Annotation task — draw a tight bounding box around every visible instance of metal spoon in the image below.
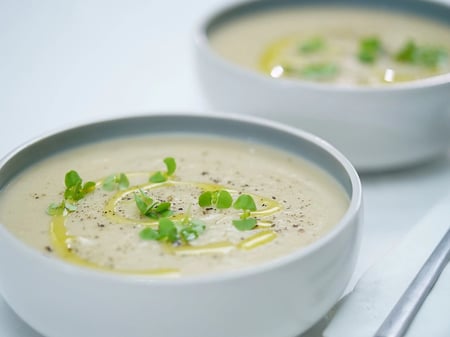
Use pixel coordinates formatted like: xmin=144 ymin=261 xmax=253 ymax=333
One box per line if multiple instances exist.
xmin=374 ymin=229 xmax=450 ymax=337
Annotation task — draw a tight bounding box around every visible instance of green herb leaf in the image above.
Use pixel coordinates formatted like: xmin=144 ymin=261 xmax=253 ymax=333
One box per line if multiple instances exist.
xmin=64 ymin=176 xmax=81 ymax=200
xmin=139 ymin=217 xmax=206 ymax=244
xmin=233 ymin=194 xmax=257 ymax=212
xmin=65 ymin=170 xmax=81 ymax=189
xmin=139 ymin=219 xmax=178 ymax=243
xmin=198 ymin=191 xmax=212 ymax=207
xmin=82 ymin=181 xmax=96 ymax=194
xmin=216 ymin=190 xmax=233 ymax=209
xmin=48 ymin=170 xmax=95 ymax=215
xmin=179 ymin=227 xmax=199 ymax=242
xmin=158 ymin=218 xmax=179 ymax=243
xmin=396 ymin=40 xmax=417 ymax=63
xmin=164 ymin=157 xmax=176 ymax=176
xmin=118 ymin=173 xmax=130 ymax=189
xmin=46 ymin=202 xmax=66 ymax=216
xmin=358 ymin=36 xmax=382 ymax=63
xmin=299 ymin=36 xmax=325 ymax=54
xmin=103 ymin=173 xmax=130 ymax=191
xmin=134 ymin=189 xmax=172 ymax=219
xmin=198 ymin=190 xmax=232 ymax=209
xmin=63 ymin=170 xmax=95 ymax=201
xmin=134 ymin=189 xmax=154 ymax=215
xmin=233 ymin=218 xmax=257 ymax=231
xmin=149 ymin=157 xmax=177 ymax=183
xmin=300 ymin=63 xmax=339 ymax=80
xmin=46 ymin=200 xmax=77 ymax=215
xmin=154 ymin=202 xmax=172 ymax=218
xmin=395 ymin=40 xmax=448 ymax=68
xmin=102 ymin=175 xmax=116 ymax=191
xmin=180 ymin=219 xmax=206 ymax=242
xmin=139 ymin=227 xmax=160 ymax=240
xmin=149 ymin=171 xmax=167 ymax=183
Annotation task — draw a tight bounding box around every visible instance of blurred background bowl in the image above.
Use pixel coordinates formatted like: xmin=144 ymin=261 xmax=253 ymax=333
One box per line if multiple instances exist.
xmin=194 ymin=0 xmax=450 ymax=172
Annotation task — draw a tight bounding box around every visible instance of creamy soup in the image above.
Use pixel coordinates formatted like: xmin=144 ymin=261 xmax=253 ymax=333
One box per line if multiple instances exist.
xmin=0 ymin=135 xmax=348 ymax=276
xmin=210 ymin=6 xmax=450 ymax=85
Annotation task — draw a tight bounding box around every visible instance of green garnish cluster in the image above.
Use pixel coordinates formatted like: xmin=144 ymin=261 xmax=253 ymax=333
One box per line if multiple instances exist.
xmin=198 ymin=190 xmax=258 ymax=231
xmin=134 ymin=189 xmax=172 ymax=219
xmin=285 ymin=36 xmax=448 ymax=80
xmin=358 ymin=37 xmax=448 ymax=67
xmin=358 ymin=37 xmax=382 ymax=64
xmin=47 ymin=170 xmax=96 ymax=215
xmin=47 ymin=157 xmax=267 ymax=247
xmin=395 ymin=40 xmax=448 ymax=68
xmin=140 ymin=217 xmax=206 ymax=244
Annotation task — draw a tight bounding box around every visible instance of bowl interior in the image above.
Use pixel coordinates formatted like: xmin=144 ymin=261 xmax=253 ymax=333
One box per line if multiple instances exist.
xmin=0 ymin=114 xmax=356 ymax=197
xmin=0 ymin=114 xmax=362 ymax=279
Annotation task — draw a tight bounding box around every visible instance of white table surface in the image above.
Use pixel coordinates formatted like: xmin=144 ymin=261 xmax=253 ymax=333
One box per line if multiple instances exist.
xmin=0 ymin=1 xmax=449 ymax=336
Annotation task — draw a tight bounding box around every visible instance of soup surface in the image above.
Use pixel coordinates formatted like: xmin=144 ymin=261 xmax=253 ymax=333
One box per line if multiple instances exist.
xmin=210 ymin=6 xmax=450 ymax=85
xmin=0 ymin=135 xmax=348 ymax=276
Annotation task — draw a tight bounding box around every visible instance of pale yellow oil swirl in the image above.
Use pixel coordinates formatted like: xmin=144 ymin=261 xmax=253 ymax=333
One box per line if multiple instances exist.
xmin=259 ymin=35 xmax=298 ymax=75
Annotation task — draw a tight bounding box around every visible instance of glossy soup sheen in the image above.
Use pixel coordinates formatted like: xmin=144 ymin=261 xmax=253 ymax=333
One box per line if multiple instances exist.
xmin=0 ymin=135 xmax=349 ymax=277
xmin=209 ymin=6 xmax=450 ymax=85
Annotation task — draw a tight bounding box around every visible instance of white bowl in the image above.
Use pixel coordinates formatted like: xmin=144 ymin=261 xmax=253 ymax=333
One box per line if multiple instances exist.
xmin=0 ymin=113 xmax=362 ymax=337
xmin=194 ymin=0 xmax=450 ymax=171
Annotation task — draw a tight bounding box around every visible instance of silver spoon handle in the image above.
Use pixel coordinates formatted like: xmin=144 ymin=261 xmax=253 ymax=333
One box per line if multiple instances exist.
xmin=373 ymin=228 xmax=450 ymax=337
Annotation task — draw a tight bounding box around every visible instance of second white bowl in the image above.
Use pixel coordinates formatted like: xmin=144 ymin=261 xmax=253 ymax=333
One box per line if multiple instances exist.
xmin=194 ymin=0 xmax=450 ymax=171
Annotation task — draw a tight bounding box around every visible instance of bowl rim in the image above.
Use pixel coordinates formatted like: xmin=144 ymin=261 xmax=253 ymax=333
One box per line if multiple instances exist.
xmin=0 ymin=111 xmax=362 ymax=286
xmin=194 ymin=0 xmax=450 ymax=92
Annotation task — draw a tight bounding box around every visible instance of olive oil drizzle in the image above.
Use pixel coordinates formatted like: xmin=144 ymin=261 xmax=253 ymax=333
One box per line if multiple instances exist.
xmin=48 ymin=172 xmax=282 ymax=276
xmin=50 ymin=215 xmax=180 ymax=276
xmin=259 ymin=35 xmax=297 ymax=74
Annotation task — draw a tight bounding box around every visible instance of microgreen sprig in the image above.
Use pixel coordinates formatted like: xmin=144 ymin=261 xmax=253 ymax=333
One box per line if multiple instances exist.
xmin=299 ymin=36 xmax=325 ymax=54
xmin=47 ymin=170 xmax=95 ymax=215
xmin=232 ymin=194 xmax=258 ymax=231
xmin=358 ymin=36 xmax=382 ymax=64
xmin=140 ymin=218 xmax=178 ymax=242
xmin=149 ymin=157 xmax=176 ymax=183
xmin=139 ymin=217 xmax=206 ymax=244
xmin=102 ymin=173 xmax=129 ymax=191
xmin=198 ymin=190 xmax=233 ymax=209
xmin=198 ymin=191 xmax=258 ymax=231
xmin=134 ymin=189 xmax=172 ymax=219
xmin=395 ymin=40 xmax=448 ymax=68
xmin=47 ymin=200 xmax=77 ymax=216
xmin=64 ymin=170 xmax=96 ymax=202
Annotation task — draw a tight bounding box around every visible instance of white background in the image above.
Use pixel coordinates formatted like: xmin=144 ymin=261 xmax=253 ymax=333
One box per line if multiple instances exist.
xmin=0 ymin=0 xmax=449 ymax=336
